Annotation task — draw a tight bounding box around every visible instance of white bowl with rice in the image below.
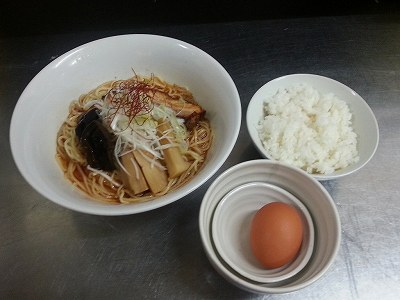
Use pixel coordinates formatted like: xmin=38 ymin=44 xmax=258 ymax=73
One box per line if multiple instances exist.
xmin=246 ymin=74 xmax=379 ymax=180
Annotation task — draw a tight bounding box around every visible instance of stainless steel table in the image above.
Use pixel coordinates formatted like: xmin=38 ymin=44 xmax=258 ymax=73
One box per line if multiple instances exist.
xmin=1 ymin=13 xmax=399 ymax=299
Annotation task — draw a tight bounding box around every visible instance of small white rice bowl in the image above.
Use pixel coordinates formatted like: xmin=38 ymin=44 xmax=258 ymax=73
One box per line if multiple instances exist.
xmin=247 ymin=74 xmax=379 ymax=180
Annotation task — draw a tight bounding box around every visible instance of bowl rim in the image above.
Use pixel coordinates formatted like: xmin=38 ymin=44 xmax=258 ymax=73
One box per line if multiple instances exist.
xmin=199 ymin=159 xmax=342 ymax=293
xmin=246 ymin=73 xmax=379 ymax=181
xmin=9 ymin=34 xmax=242 ymax=215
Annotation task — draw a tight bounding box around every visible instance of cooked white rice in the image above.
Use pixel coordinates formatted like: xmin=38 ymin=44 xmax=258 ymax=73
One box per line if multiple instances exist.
xmin=258 ymin=83 xmax=359 ymax=175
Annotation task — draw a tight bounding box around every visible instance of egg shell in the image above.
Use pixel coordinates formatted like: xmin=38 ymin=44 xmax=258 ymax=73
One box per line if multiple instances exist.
xmin=250 ymin=202 xmax=304 ymax=269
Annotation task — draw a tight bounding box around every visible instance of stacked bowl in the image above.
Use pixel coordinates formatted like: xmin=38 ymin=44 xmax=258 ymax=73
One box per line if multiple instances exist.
xmin=199 ymin=160 xmax=341 ymax=293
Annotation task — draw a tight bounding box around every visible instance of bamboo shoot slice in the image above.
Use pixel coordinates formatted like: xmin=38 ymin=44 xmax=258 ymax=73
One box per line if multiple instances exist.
xmin=120 ymin=152 xmax=149 ymax=194
xmin=157 ymin=120 xmax=190 ymax=179
xmin=133 ymin=150 xmax=168 ymax=194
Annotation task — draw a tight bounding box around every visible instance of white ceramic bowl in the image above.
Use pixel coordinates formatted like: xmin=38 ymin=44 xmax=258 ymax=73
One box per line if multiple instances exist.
xmin=199 ymin=160 xmax=341 ymax=294
xmin=10 ymin=34 xmax=241 ymax=215
xmin=211 ymin=182 xmax=314 ymax=283
xmin=246 ymin=74 xmax=379 ymax=180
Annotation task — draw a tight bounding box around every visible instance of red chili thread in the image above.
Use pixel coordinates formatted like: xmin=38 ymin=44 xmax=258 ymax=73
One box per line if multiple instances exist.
xmin=105 ymin=77 xmax=156 ymax=125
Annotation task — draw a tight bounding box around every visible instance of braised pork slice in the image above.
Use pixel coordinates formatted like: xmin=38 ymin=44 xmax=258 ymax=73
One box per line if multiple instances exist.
xmin=148 ymin=90 xmax=206 ymax=129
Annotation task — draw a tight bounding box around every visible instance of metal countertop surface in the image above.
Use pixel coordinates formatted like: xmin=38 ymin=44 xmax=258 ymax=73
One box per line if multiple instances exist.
xmin=1 ymin=13 xmax=399 ymax=299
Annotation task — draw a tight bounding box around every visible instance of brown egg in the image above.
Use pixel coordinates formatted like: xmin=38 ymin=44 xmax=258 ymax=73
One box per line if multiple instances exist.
xmin=250 ymin=202 xmax=304 ymax=269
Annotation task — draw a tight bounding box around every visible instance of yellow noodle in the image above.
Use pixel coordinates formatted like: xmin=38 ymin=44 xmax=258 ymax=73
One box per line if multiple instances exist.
xmin=56 ymin=75 xmax=213 ymax=204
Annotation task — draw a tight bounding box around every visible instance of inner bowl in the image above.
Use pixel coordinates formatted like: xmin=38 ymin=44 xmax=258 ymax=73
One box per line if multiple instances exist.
xmin=211 ymin=182 xmax=314 ymax=283
xmin=10 ymin=34 xmax=241 ymax=215
xmin=246 ymin=74 xmax=379 ymax=180
xmin=199 ymin=159 xmax=341 ymax=294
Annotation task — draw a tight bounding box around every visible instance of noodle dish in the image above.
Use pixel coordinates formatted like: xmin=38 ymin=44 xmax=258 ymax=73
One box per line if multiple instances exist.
xmin=10 ymin=35 xmax=241 ymax=214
